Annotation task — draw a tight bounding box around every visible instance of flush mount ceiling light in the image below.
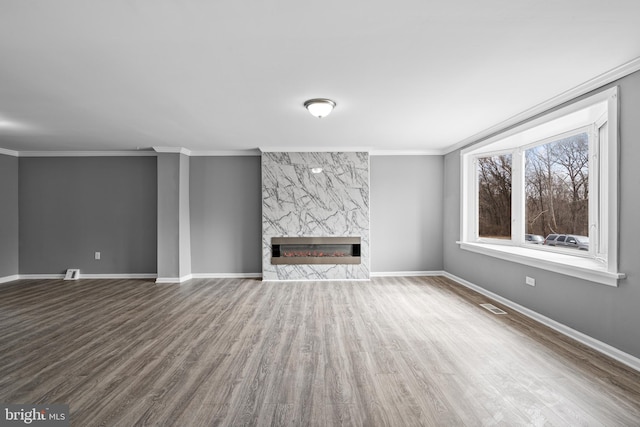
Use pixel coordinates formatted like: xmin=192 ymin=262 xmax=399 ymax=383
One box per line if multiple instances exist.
xmin=311 ymin=167 xmax=323 ymax=174
xmin=304 ymin=98 xmax=336 ymax=118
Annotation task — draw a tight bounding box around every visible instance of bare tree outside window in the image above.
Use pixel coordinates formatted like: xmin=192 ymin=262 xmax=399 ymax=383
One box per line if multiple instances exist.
xmin=525 ymin=133 xmax=589 ymax=238
xmin=478 ymin=154 xmax=512 ymax=239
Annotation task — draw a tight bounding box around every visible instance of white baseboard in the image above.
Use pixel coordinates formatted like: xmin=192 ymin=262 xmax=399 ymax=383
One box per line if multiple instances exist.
xmin=18 ymin=273 xmax=156 ymax=280
xmin=156 ymin=274 xmax=192 ymax=284
xmin=19 ymin=274 xmax=65 ymax=279
xmin=0 ymin=275 xmax=20 ymax=285
xmin=191 ymin=273 xmax=262 ymax=279
xmin=9 ymin=272 xmax=257 ymax=284
xmin=370 ymin=270 xmax=445 ymax=277
xmin=158 ymin=273 xmax=263 ymax=283
xmin=442 ymin=271 xmax=640 ymax=373
xmin=79 ymin=274 xmax=157 ymax=280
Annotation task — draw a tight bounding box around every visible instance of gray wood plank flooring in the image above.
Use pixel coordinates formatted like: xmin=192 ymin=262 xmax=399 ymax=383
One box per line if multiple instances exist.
xmin=1 ymin=276 xmax=639 ymax=426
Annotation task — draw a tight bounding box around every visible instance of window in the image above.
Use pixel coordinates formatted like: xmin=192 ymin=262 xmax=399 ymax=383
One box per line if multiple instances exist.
xmin=460 ymin=87 xmax=623 ymax=286
xmin=525 ymin=130 xmax=589 ymax=245
xmin=478 ymin=154 xmax=512 ymax=240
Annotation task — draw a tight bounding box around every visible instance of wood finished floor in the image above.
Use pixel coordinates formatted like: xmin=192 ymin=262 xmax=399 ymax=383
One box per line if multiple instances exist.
xmin=1 ymin=276 xmax=639 ymax=426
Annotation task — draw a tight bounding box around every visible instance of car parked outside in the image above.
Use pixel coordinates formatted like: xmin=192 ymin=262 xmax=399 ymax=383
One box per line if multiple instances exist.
xmin=544 ymin=234 xmax=589 ymax=250
xmin=525 ymin=234 xmax=544 ymax=244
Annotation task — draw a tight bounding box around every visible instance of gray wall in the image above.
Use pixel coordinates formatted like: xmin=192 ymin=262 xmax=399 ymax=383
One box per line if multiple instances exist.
xmin=0 ymin=154 xmax=19 ymax=278
xmin=443 ymin=70 xmax=640 ymax=359
xmin=370 ymin=155 xmax=444 ymax=273
xmin=19 ymin=156 xmax=157 ymax=274
xmin=190 ymin=155 xmax=445 ymax=276
xmin=190 ymin=156 xmax=262 ymax=274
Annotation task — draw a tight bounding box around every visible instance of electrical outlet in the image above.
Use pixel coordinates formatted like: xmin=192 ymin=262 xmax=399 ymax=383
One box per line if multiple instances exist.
xmin=95 ymin=252 xmax=101 ymax=260
xmin=525 ymin=276 xmax=535 ymax=286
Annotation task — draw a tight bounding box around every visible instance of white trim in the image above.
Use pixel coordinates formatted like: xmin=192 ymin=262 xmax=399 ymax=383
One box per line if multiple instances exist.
xmin=0 ymin=275 xmax=20 ymax=284
xmin=17 ymin=273 xmax=157 ymax=280
xmin=78 ymin=274 xmax=157 ymax=280
xmin=10 ymin=273 xmax=257 ymax=282
xmin=446 ymin=56 xmax=640 ymax=155
xmin=19 ymin=274 xmax=65 ymax=279
xmin=155 ymin=274 xmax=193 ymax=284
xmin=460 ymin=87 xmax=616 ymax=156
xmin=0 ymin=271 xmax=461 ymax=282
xmin=370 ymin=270 xmax=445 ymax=277
xmin=0 ymin=148 xmax=19 ymax=157
xmin=458 ymin=242 xmax=624 ymax=287
xmin=259 ymin=146 xmax=372 ymax=153
xmin=189 ymin=150 xmax=261 ymax=157
xmin=153 ymin=147 xmax=192 ymax=156
xmin=18 ymin=151 xmax=157 ymax=157
xmin=369 ymin=150 xmax=442 ymax=156
xmin=190 ymin=273 xmax=262 ymax=279
xmin=442 ymin=272 xmax=640 ymax=373
xmin=3 ymin=147 xmax=444 ymax=158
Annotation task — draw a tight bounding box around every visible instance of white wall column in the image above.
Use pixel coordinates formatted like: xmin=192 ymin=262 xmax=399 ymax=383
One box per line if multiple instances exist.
xmin=156 ymin=149 xmax=191 ymax=282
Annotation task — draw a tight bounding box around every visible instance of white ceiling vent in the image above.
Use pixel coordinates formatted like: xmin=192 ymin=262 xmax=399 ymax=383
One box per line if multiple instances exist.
xmin=480 ymin=303 xmax=507 ymax=315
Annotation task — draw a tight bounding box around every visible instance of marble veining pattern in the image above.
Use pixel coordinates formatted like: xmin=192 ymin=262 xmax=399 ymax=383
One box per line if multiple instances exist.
xmin=262 ymin=152 xmax=370 ymax=280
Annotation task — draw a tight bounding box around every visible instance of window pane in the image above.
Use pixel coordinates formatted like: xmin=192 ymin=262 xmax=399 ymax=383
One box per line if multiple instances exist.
xmin=478 ymin=154 xmax=512 ymax=239
xmin=525 ymin=133 xmax=589 ymax=248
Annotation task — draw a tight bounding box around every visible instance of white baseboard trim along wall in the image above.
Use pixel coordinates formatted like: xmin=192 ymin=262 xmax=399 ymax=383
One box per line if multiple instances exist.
xmin=2 ymin=274 xmax=158 ymax=282
xmin=191 ymin=273 xmax=262 ymax=279
xmin=156 ymin=273 xmax=262 ymax=283
xmin=370 ymin=270 xmax=446 ymax=277
xmin=442 ymin=271 xmax=640 ymax=374
xmin=2 ymin=270 xmax=639 ymax=372
xmin=0 ymin=275 xmax=20 ymax=284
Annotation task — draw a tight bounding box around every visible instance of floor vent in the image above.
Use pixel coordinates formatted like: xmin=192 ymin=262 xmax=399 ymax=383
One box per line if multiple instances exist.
xmin=64 ymin=269 xmax=80 ymax=280
xmin=480 ymin=303 xmax=507 ymax=315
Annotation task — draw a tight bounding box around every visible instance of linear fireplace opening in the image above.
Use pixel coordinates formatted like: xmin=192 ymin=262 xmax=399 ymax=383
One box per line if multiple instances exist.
xmin=271 ymin=237 xmax=361 ymax=265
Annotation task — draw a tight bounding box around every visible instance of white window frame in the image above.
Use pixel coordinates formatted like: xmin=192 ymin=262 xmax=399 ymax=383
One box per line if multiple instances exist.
xmin=459 ymin=87 xmax=624 ymax=287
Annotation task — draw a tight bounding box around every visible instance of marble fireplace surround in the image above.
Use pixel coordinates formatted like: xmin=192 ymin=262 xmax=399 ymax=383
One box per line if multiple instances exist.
xmin=261 ymin=151 xmax=370 ymax=281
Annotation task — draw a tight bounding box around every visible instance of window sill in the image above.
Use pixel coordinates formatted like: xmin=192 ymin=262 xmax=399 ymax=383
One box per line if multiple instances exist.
xmin=457 ymin=242 xmax=625 ymax=287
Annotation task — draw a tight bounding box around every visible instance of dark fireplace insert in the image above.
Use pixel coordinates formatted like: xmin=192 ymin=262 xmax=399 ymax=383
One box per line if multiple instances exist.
xmin=271 ymin=237 xmax=361 ymax=265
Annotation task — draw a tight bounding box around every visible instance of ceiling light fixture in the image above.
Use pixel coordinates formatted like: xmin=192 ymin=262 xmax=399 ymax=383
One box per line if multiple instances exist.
xmin=311 ymin=167 xmax=323 ymax=174
xmin=304 ymin=98 xmax=336 ymax=118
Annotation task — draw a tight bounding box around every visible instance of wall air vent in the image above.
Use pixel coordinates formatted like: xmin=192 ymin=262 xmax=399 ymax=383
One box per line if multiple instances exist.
xmin=64 ymin=269 xmax=80 ymax=280
xmin=480 ymin=303 xmax=507 ymax=315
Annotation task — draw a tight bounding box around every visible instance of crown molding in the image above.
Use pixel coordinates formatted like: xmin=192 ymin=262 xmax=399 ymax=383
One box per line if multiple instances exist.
xmin=17 ymin=150 xmax=157 ymax=157
xmin=444 ymin=56 xmax=640 ymax=155
xmin=189 ymin=149 xmax=261 ymax=156
xmin=153 ymin=146 xmax=192 ymax=155
xmin=369 ymin=149 xmax=442 ymax=156
xmin=259 ymin=146 xmax=372 ymax=153
xmin=2 ymin=147 xmax=444 ymax=158
xmin=0 ymin=147 xmax=19 ymax=157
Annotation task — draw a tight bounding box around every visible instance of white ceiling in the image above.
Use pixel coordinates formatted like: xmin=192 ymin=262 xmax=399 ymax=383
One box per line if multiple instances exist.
xmin=1 ymin=1 xmax=640 ymax=155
